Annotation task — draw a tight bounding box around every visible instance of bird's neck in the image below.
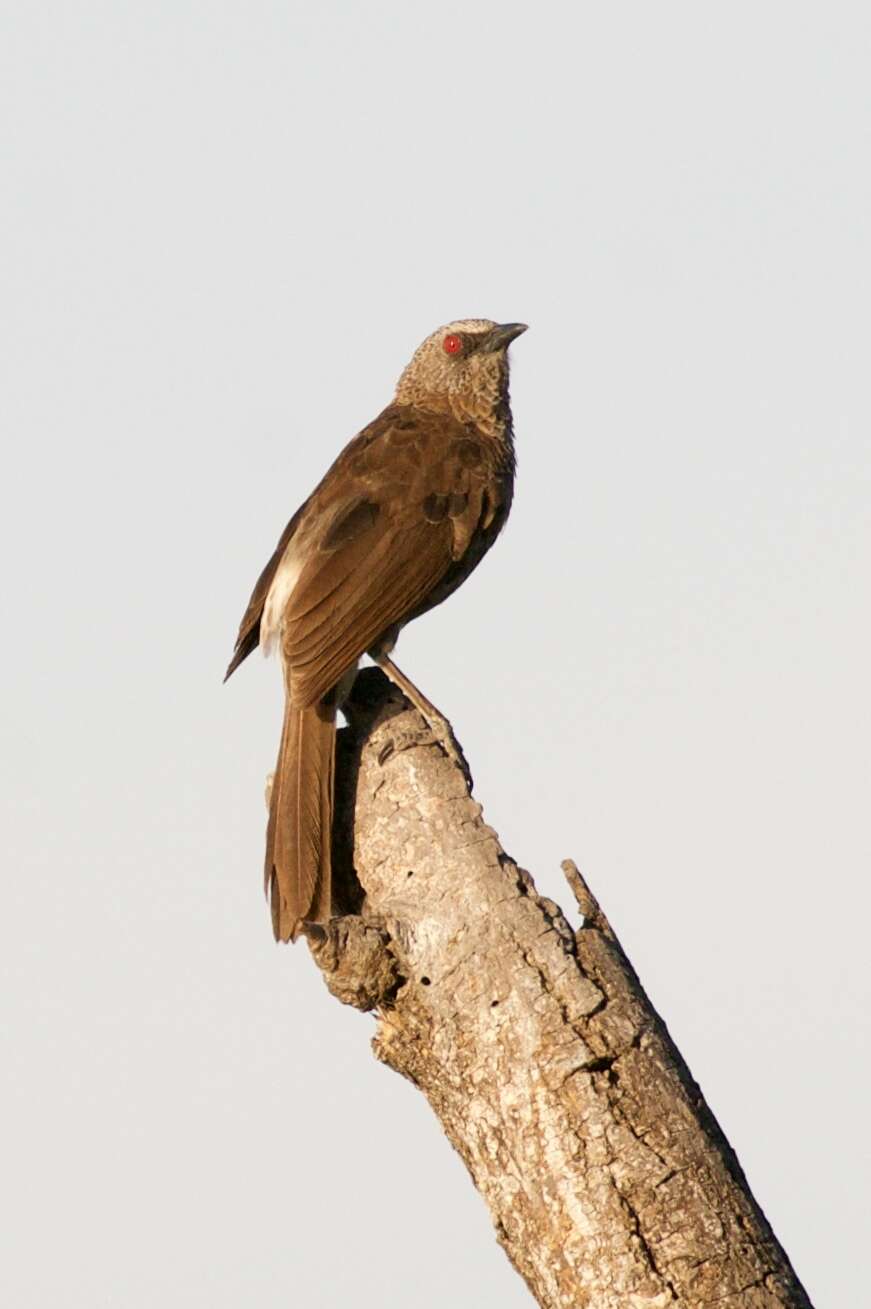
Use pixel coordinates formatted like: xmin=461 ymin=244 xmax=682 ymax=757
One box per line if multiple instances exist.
xmin=396 ymin=359 xmax=515 ymax=452
xmin=448 ymin=380 xmax=514 ymax=448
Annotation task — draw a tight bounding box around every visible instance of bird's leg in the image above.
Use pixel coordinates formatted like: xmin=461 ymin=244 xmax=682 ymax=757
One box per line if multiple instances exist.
xmin=369 ymin=651 xmax=473 ymax=789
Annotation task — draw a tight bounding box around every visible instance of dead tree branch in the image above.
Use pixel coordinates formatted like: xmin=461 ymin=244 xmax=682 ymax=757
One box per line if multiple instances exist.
xmin=306 ymin=668 xmax=813 ymax=1309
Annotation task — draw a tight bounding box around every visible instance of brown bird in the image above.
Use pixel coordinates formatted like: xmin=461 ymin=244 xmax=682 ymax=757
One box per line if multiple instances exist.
xmin=226 ymin=318 xmax=527 ymax=941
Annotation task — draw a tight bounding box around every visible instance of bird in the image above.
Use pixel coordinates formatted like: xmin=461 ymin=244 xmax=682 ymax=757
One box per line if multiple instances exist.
xmin=226 ymin=318 xmax=527 ymax=942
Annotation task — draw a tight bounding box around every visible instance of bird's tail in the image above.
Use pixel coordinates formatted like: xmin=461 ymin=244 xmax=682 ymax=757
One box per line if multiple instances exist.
xmin=265 ymin=695 xmax=336 ymax=942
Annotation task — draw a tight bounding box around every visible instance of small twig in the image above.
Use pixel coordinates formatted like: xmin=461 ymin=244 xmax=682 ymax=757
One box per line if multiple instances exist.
xmin=561 ymin=857 xmax=616 ymax=940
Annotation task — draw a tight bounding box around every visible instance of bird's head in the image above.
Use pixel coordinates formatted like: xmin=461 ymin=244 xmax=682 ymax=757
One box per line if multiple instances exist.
xmin=394 ymin=319 xmax=527 ymax=435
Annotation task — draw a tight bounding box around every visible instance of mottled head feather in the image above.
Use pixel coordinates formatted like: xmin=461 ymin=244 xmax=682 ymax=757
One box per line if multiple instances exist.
xmin=394 ymin=319 xmax=526 ymax=437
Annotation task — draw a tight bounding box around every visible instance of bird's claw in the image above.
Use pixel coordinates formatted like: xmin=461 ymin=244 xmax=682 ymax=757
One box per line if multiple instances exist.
xmin=427 ymin=715 xmax=474 ymax=790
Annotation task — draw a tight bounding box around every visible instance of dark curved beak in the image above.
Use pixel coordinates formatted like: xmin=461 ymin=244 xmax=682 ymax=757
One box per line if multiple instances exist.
xmin=484 ymin=322 xmax=528 ymax=352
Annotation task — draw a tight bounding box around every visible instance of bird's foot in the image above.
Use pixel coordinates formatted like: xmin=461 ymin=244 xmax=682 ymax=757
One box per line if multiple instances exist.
xmin=423 ymin=712 xmax=473 ymax=790
xmin=366 ymin=651 xmax=473 ymax=788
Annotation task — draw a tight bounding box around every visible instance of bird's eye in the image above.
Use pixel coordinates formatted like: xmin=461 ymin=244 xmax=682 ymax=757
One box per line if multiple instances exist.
xmin=442 ymin=333 xmax=463 ymax=356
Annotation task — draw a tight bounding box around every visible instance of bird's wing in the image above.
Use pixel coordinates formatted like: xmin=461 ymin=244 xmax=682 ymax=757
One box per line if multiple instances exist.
xmin=224 ymin=501 xmax=308 ymax=681
xmin=280 ymin=406 xmax=492 ymax=707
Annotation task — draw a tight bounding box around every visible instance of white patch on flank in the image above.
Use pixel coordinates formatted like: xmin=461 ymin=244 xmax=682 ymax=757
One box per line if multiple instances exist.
xmin=260 ymin=544 xmax=303 ymax=657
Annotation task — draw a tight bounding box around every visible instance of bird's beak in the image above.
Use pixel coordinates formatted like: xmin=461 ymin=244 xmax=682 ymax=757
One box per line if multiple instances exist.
xmin=483 ymin=322 xmax=528 ymax=352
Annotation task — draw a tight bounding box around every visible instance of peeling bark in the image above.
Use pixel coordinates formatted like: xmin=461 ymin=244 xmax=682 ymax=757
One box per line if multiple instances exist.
xmin=306 ymin=669 xmax=813 ymax=1309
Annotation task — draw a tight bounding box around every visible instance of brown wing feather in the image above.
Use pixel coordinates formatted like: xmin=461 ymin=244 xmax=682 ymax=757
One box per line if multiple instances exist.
xmin=224 ymin=501 xmax=308 ymax=681
xmin=226 ymin=404 xmax=503 ymax=696
xmin=280 ymin=406 xmax=496 ymax=707
xmin=285 ymin=514 xmax=454 ymax=706
xmin=224 ymin=407 xmax=402 ymax=681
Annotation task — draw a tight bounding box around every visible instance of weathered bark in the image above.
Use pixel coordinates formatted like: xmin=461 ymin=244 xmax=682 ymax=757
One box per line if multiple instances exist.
xmin=307 ymin=669 xmax=813 ymax=1309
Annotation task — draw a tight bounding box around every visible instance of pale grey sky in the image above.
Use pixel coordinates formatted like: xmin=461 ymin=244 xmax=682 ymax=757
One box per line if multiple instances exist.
xmin=2 ymin=3 xmax=868 ymax=1305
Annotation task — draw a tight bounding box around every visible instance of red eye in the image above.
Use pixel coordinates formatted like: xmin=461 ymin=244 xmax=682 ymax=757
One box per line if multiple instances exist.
xmin=443 ymin=333 xmax=462 ymax=355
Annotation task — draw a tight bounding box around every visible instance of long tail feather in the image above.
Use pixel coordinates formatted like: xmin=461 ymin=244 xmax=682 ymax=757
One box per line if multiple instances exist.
xmin=265 ymin=696 xmax=336 ymax=941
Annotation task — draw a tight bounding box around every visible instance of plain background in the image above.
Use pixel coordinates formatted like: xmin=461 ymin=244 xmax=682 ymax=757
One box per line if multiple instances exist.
xmin=2 ymin=3 xmax=868 ymax=1305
